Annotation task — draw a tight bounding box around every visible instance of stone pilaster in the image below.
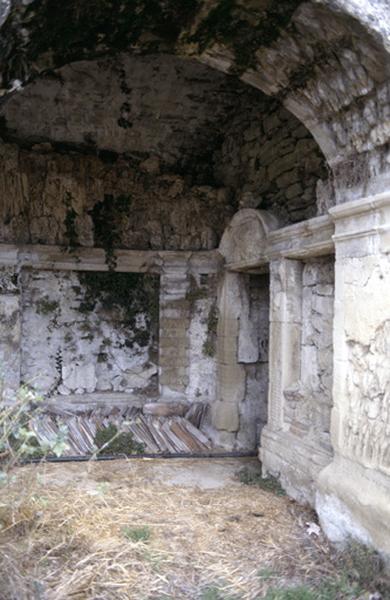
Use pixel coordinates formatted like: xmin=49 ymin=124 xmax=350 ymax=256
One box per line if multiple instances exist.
xmin=316 ymin=192 xmax=390 ymax=556
xmin=212 ymin=272 xmax=245 ymax=443
xmin=159 ymin=253 xmax=191 ymax=399
xmin=267 ymin=259 xmax=303 ymax=430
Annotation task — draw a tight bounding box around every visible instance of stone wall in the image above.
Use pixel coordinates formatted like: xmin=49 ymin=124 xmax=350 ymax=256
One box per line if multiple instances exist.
xmin=261 ymin=254 xmax=335 ymax=504
xmin=0 ymin=142 xmax=235 ymax=251
xmin=0 ymin=53 xmax=328 ymax=235
xmin=19 ymin=269 xmax=159 ymax=399
xmin=186 ymin=272 xmax=219 ymax=405
xmin=284 ymin=257 xmax=334 ymax=453
xmin=214 ymin=94 xmax=328 ymax=225
xmin=0 ymin=54 xmax=242 ymax=181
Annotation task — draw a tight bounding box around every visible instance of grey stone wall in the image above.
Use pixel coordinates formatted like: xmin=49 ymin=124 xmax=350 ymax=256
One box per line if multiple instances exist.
xmin=213 ymin=270 xmax=270 ymax=452
xmin=214 ymin=93 xmax=328 ymax=225
xmin=20 ymin=269 xmax=159 ymax=399
xmin=0 ymin=142 xmax=236 ymax=251
xmin=0 ymin=54 xmax=328 ymax=239
xmin=186 ymin=272 xmax=219 ymax=405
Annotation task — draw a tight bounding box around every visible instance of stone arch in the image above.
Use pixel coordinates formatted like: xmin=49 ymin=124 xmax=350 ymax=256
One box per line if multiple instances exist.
xmin=1 ymin=1 xmax=389 ymax=203
xmin=219 ymin=208 xmax=279 ymax=267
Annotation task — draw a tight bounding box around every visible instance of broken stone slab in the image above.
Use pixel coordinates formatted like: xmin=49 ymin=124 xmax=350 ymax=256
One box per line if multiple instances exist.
xmin=143 ymin=401 xmax=188 ymax=418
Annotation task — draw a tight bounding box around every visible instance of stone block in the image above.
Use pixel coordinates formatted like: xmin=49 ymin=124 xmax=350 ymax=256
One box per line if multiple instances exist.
xmin=212 ymin=400 xmax=239 ymax=432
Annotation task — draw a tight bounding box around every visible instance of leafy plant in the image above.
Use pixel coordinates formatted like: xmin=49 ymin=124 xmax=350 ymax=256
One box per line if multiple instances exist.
xmin=122 ymin=525 xmax=151 ymax=543
xmin=0 ymin=384 xmax=69 ymax=483
xmin=200 ymin=586 xmax=240 ymax=600
xmin=238 ymin=467 xmax=285 ymax=496
xmin=263 ymin=586 xmax=317 ymax=600
xmin=94 ymin=423 xmax=144 ymax=456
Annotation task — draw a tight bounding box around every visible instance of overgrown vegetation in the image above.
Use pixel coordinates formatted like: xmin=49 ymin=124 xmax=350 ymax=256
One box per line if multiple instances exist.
xmin=202 ymin=303 xmax=219 ymax=357
xmin=261 ymin=538 xmax=390 ymax=599
xmin=0 ymin=385 xmax=68 ymax=481
xmin=89 ymin=193 xmax=132 ymax=270
xmin=78 ymin=271 xmax=159 ymax=348
xmin=122 ymin=525 xmax=151 ymax=543
xmin=189 ymin=0 xmax=302 ymax=73
xmin=94 ymin=423 xmax=144 ymax=456
xmin=238 ymin=467 xmax=286 ymax=496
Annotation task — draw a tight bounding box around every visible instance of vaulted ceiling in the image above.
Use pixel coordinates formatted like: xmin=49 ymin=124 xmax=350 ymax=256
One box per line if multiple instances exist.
xmin=0 ymin=0 xmax=389 ymax=201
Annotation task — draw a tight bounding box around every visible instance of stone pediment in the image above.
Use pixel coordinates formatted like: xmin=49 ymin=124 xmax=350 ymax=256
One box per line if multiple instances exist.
xmin=219 ymin=208 xmax=279 ymax=268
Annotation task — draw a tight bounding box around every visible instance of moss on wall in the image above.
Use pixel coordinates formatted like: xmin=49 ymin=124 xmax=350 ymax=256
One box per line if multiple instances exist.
xmin=89 ymin=194 xmax=132 ymax=270
xmin=1 ymin=0 xmax=304 ymax=85
xmin=202 ymin=303 xmax=218 ymax=357
xmin=2 ymin=0 xmax=200 ymax=83
xmin=78 ymin=271 xmax=159 ymax=348
xmin=190 ymin=0 xmax=302 ymax=73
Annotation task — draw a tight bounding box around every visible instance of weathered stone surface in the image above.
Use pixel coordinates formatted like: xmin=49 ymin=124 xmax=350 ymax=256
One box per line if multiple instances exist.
xmin=143 ymin=401 xmax=188 ymax=418
xmin=214 ymin=94 xmax=327 ymax=225
xmin=0 ymin=142 xmax=235 ymax=252
xmin=0 ymin=267 xmax=20 ymax=399
xmin=219 ymin=208 xmax=279 ymax=266
xmin=19 ymin=269 xmax=159 ymax=397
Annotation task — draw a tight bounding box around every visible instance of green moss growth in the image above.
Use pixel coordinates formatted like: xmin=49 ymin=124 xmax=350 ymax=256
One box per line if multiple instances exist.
xmin=238 ymin=467 xmax=285 ymax=496
xmin=89 ymin=193 xmax=132 ymax=271
xmin=78 ymin=271 xmax=159 ymax=348
xmin=36 ymin=297 xmax=60 ymax=316
xmin=122 ymin=525 xmax=151 ymax=542
xmin=95 ymin=423 xmax=144 ymax=455
xmin=190 ymin=0 xmax=302 ymax=73
xmin=186 ymin=274 xmax=207 ymax=304
xmin=202 ymin=303 xmax=218 ymax=357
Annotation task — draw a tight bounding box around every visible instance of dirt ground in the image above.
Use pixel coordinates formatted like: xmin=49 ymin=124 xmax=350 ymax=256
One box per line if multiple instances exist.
xmin=0 ymin=458 xmax=375 ymax=599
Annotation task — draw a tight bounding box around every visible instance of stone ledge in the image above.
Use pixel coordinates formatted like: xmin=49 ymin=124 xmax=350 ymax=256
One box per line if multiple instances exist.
xmin=0 ymin=244 xmax=223 ymax=274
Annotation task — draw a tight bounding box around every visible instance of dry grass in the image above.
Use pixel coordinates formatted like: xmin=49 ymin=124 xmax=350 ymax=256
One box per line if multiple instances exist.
xmin=0 ymin=459 xmax=347 ymax=599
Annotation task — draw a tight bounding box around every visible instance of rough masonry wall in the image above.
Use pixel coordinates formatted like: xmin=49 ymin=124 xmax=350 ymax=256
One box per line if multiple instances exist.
xmin=20 ymin=269 xmax=159 ymax=399
xmin=0 ymin=53 xmax=328 ymax=231
xmin=214 ymin=93 xmax=328 ymax=225
xmin=0 ymin=54 xmax=242 ymax=181
xmin=213 ymin=270 xmax=269 ymax=452
xmin=0 ymin=142 xmax=235 ymax=251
